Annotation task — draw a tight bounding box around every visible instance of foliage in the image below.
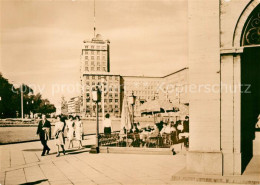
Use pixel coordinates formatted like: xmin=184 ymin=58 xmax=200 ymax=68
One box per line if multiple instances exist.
xmin=0 ymin=73 xmax=56 ymax=118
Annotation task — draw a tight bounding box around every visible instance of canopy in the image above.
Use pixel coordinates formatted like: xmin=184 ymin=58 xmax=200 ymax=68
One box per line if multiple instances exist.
xmin=138 ymin=99 xmax=178 ymax=114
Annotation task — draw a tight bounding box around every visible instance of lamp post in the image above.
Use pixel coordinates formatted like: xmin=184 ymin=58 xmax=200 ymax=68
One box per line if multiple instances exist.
xmin=101 ymin=76 xmax=106 ymax=123
xmin=91 ymin=86 xmax=101 ymax=153
xmin=0 ymin=96 xmax=2 ymax=118
xmin=21 ymin=84 xmax=24 ymax=121
xmin=128 ymin=91 xmax=136 ymax=126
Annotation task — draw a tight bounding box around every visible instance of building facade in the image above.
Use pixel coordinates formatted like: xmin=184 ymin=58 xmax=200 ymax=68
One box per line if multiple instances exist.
xmin=67 ymin=96 xmax=81 ymax=115
xmin=80 ymin=34 xmax=189 ymax=118
xmin=186 ymin=0 xmax=260 ymax=176
xmin=80 ymin=34 xmax=110 ymax=73
xmin=82 ymin=73 xmax=122 ymax=117
xmin=121 ymin=68 xmax=189 ymax=116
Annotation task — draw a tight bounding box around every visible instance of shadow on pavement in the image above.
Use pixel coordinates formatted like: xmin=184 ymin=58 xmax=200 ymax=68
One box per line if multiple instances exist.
xmin=22 ymin=149 xmax=42 ymax=152
xmin=19 ymin=179 xmax=48 ymax=185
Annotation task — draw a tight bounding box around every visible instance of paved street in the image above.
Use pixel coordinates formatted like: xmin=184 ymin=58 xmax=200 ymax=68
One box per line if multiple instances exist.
xmin=0 ymin=137 xmax=252 ymax=185
xmin=0 ymin=136 xmax=187 ymax=185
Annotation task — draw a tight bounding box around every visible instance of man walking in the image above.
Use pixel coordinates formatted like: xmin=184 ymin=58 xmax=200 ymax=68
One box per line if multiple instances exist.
xmin=37 ymin=114 xmax=51 ymax=156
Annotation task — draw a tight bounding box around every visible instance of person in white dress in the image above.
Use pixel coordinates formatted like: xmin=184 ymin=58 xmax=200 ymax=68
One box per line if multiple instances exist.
xmin=66 ymin=115 xmax=75 ymax=149
xmin=103 ymin=113 xmax=112 ymax=135
xmin=75 ymin=116 xmax=83 ymax=149
xmin=54 ymin=115 xmax=66 ymax=157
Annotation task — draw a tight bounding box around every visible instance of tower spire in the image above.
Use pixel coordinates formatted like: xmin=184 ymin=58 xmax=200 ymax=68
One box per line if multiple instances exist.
xmin=94 ymin=0 xmax=96 ymax=37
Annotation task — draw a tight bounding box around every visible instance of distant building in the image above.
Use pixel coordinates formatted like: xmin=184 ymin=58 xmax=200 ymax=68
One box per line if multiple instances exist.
xmin=79 ymin=34 xmax=189 ymax=118
xmin=67 ymin=96 xmax=81 ymax=115
xmin=61 ymin=97 xmax=68 ymax=115
xmin=121 ymin=67 xmax=189 ymax=116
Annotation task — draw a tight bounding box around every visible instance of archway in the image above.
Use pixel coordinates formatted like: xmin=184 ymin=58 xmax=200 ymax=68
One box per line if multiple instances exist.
xmin=240 ymin=4 xmax=260 ymax=172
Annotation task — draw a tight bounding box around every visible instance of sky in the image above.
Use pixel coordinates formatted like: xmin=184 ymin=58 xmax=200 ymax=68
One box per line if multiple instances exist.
xmin=0 ymin=0 xmax=188 ymax=108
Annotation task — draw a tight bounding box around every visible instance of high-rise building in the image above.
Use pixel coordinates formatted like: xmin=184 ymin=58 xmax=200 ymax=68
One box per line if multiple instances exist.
xmin=80 ymin=34 xmax=110 ymax=74
xmin=80 ymin=34 xmax=122 ymax=117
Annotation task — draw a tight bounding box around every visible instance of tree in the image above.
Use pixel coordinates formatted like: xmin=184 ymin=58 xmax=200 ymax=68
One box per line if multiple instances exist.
xmin=0 ymin=73 xmax=56 ymax=118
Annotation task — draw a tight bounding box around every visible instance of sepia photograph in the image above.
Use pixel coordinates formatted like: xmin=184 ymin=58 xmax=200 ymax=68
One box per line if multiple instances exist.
xmin=0 ymin=0 xmax=260 ymax=184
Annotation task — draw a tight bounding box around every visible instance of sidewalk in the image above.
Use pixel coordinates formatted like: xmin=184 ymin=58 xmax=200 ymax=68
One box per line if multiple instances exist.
xmin=0 ymin=136 xmax=251 ymax=185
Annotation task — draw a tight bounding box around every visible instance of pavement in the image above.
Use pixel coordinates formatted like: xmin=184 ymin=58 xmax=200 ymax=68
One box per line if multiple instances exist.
xmin=0 ymin=136 xmax=256 ymax=185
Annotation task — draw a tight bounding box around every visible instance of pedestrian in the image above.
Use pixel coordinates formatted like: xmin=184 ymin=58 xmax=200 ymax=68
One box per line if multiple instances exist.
xmin=54 ymin=115 xmax=66 ymax=157
xmin=103 ymin=113 xmax=112 ymax=135
xmin=75 ymin=115 xmax=83 ymax=149
xmin=36 ymin=114 xmax=51 ymax=156
xmin=66 ymin=115 xmax=75 ymax=149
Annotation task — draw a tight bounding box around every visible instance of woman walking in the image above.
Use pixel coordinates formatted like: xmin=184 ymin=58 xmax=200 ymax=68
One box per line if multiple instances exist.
xmin=54 ymin=115 xmax=66 ymax=157
xmin=75 ymin=116 xmax=83 ymax=149
xmin=66 ymin=115 xmax=75 ymax=149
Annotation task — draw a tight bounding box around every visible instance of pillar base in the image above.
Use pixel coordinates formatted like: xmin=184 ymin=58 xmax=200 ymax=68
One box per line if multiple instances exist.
xmin=187 ymin=151 xmax=223 ymax=175
xmin=187 ymin=150 xmax=242 ymax=175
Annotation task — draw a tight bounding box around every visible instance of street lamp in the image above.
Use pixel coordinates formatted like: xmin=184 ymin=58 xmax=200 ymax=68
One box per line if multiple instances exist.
xmin=101 ymin=76 xmax=106 ymax=123
xmin=91 ymin=86 xmax=101 ymax=154
xmin=128 ymin=91 xmax=136 ymax=126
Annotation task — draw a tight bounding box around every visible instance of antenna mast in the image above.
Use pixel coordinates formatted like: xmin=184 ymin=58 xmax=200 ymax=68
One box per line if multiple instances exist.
xmin=94 ymin=0 xmax=96 ymax=37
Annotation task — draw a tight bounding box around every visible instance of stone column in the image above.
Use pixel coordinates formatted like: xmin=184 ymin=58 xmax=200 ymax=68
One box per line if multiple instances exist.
xmin=187 ymin=0 xmax=222 ymax=175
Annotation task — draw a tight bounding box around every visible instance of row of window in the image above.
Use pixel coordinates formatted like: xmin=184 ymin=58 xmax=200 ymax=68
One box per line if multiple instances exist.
xmin=86 ymin=92 xmax=119 ymax=97
xmin=85 ymin=67 xmax=106 ymax=71
xmin=85 ymin=55 xmax=106 ymax=60
xmin=86 ymin=99 xmax=119 ymax=103
xmin=85 ymin=76 xmax=120 ymax=80
xmin=85 ymin=61 xmax=106 ymax=66
xmin=85 ymin=45 xmax=106 ymax=50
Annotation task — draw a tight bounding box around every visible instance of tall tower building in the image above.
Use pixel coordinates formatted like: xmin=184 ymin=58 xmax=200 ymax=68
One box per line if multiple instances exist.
xmin=80 ymin=34 xmax=110 ymax=74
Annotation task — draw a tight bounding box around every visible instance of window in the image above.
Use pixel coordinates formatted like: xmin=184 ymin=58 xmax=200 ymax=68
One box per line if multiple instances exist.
xmin=91 ymin=56 xmax=94 ymax=60
xmin=92 ymin=81 xmax=95 ymax=85
xmin=115 ymin=93 xmax=118 ymax=97
xmin=97 ymin=67 xmax=100 ymax=71
xmin=85 ymin=67 xmax=89 ymax=71
xmin=97 ymin=51 xmax=100 ymax=55
xmin=86 ymin=93 xmax=90 ymax=97
xmin=86 ymin=82 xmax=90 ymax=85
xmin=103 ymin=67 xmax=106 ymax=71
xmin=109 ymin=76 xmax=112 ymax=80
xmin=102 ymin=56 xmax=106 ymax=60
xmin=98 ymin=76 xmax=101 ymax=79
xmin=91 ymin=61 xmax=94 ymax=65
xmin=97 ymin=46 xmax=100 ymax=49
xmin=85 ymin=51 xmax=88 ymax=55
xmin=85 ymin=61 xmax=88 ymax=65
xmin=97 ymin=62 xmax=100 ymax=66
xmin=109 ymin=93 xmax=113 ymax=97
xmin=104 ymin=99 xmax=107 ymax=103
xmin=86 ymin=76 xmax=89 ymax=79
xmin=91 ymin=67 xmax=94 ymax=71
xmin=85 ymin=56 xmax=88 ymax=60
xmin=109 ymin=99 xmax=113 ymax=103
xmin=92 ymin=76 xmax=95 ymax=80
xmin=91 ymin=51 xmax=94 ymax=55
xmin=102 ymin=46 xmax=105 ymax=49
xmin=86 ymin=99 xmax=90 ymax=102
xmin=97 ymin=56 xmax=100 ymax=60
xmin=115 ymin=99 xmax=118 ymax=102
xmin=85 ymin=46 xmax=88 ymax=49
xmin=91 ymin=46 xmax=94 ymax=49
xmin=115 ymin=105 xmax=118 ymax=108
